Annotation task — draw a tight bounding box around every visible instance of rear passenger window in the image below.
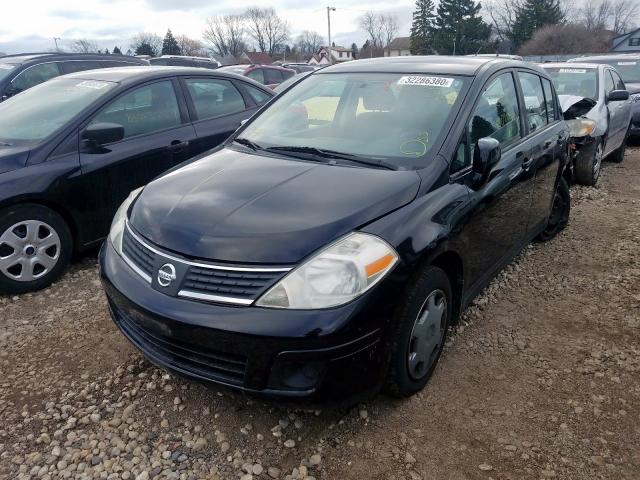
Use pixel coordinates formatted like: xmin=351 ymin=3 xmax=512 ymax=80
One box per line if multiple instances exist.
xmin=541 ymin=78 xmax=557 ymax=122
xmin=469 ymin=72 xmax=521 ymax=149
xmin=244 ymin=84 xmax=271 ymax=105
xmin=518 ymin=72 xmax=548 ymax=132
xmin=89 ymin=81 xmax=181 ymax=139
xmin=247 ymin=69 xmax=265 ymax=84
xmin=185 ymin=78 xmax=246 ymax=120
xmin=11 ymin=62 xmax=61 ymax=92
xmin=62 ymin=61 xmax=100 ymax=74
xmin=264 ymin=69 xmax=283 ymax=85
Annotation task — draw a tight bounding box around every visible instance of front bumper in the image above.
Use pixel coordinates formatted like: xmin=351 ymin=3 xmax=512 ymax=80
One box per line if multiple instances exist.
xmin=99 ymin=241 xmax=399 ymax=400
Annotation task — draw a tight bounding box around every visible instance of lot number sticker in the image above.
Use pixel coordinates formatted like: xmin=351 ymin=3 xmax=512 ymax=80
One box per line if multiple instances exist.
xmin=76 ymin=80 xmax=110 ymax=89
xmin=618 ymin=61 xmax=637 ymax=66
xmin=398 ymin=76 xmax=454 ymax=87
xmin=559 ymin=68 xmax=587 ymax=73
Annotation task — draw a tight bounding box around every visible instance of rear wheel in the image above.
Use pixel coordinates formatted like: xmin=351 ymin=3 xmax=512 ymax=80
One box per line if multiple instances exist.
xmin=385 ymin=266 xmax=452 ymax=398
xmin=0 ymin=205 xmax=72 ymax=294
xmin=574 ymin=138 xmax=603 ymax=186
xmin=609 ymin=124 xmax=631 ymax=164
xmin=537 ymin=177 xmax=570 ymax=242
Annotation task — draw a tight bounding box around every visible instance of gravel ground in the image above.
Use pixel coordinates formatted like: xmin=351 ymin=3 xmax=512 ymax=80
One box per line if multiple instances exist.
xmin=1 ymin=146 xmax=639 ymax=480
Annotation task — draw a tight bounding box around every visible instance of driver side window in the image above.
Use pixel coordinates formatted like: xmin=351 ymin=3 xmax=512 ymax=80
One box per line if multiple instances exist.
xmin=469 ymin=72 xmax=521 ymax=152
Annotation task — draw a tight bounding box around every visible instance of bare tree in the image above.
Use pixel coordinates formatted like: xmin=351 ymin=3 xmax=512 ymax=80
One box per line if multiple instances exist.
xmin=70 ymin=39 xmax=101 ymax=53
xmin=203 ymin=15 xmax=246 ymax=58
xmin=359 ymin=11 xmax=385 ymax=51
xmin=581 ymin=0 xmax=612 ymax=30
xmin=611 ymin=0 xmax=639 ymax=33
xmin=381 ymin=14 xmax=399 ymax=55
xmin=295 ymin=30 xmax=324 ymax=56
xmin=485 ymin=0 xmax=520 ymax=42
xmin=176 ymin=35 xmax=206 ymax=57
xmin=130 ymin=32 xmax=162 ymax=57
xmin=244 ymin=7 xmax=289 ymax=56
xmin=519 ymin=23 xmax=614 ymax=55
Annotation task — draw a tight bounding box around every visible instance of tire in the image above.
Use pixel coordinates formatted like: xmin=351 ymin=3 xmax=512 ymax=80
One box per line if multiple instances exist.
xmin=384 ymin=266 xmax=452 ymax=398
xmin=574 ymin=138 xmax=603 ymax=186
xmin=0 ymin=204 xmax=72 ymax=294
xmin=609 ymin=124 xmax=630 ymax=164
xmin=537 ymin=177 xmax=570 ymax=242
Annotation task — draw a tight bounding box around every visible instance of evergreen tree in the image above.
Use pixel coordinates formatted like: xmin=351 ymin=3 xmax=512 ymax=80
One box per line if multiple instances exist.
xmin=511 ymin=0 xmax=564 ymax=48
xmin=135 ymin=42 xmax=154 ymax=56
xmin=431 ymin=0 xmax=491 ymax=55
xmin=410 ymin=0 xmax=436 ymax=55
xmin=351 ymin=42 xmax=358 ymax=56
xmin=113 ymin=46 xmax=122 ymax=55
xmin=161 ymin=29 xmax=181 ymax=55
xmin=104 ymin=48 xmax=110 ymax=55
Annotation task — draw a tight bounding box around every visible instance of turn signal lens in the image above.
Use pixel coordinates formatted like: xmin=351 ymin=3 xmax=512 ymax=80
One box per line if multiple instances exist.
xmin=256 ymin=233 xmax=398 ymax=309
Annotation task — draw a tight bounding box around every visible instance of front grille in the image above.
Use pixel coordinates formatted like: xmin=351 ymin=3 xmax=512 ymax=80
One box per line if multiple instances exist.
xmin=122 ymin=227 xmax=155 ymax=277
xmin=113 ymin=301 xmax=247 ymax=385
xmin=182 ymin=267 xmax=283 ymax=301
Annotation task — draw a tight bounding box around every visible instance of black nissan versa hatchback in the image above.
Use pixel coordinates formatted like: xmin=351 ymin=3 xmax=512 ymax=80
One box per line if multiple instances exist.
xmin=101 ymin=56 xmax=571 ymax=400
xmin=0 ymin=66 xmax=274 ymax=294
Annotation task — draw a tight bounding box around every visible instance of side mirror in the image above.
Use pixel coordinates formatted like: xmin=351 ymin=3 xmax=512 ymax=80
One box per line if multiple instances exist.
xmin=82 ymin=122 xmax=125 ymax=148
xmin=472 ymin=137 xmax=501 ymax=187
xmin=607 ymin=90 xmax=629 ymax=102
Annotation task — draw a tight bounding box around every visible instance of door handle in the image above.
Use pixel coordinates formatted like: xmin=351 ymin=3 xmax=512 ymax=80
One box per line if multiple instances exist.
xmin=544 ymin=140 xmax=552 ymax=149
xmin=169 ymin=140 xmax=189 ymax=151
xmin=522 ymin=157 xmax=535 ymax=170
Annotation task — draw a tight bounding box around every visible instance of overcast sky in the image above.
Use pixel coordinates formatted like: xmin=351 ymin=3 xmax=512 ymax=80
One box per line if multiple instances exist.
xmin=0 ymin=0 xmax=416 ymax=55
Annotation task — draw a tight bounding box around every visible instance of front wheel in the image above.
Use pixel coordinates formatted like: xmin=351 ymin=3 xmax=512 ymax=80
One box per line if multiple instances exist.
xmin=574 ymin=138 xmax=603 ymax=186
xmin=0 ymin=205 xmax=72 ymax=294
xmin=384 ymin=266 xmax=452 ymax=398
xmin=537 ymin=177 xmax=570 ymax=242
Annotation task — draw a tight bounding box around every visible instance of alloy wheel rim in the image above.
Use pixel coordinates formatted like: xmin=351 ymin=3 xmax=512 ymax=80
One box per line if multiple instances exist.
xmin=0 ymin=220 xmax=61 ymax=282
xmin=407 ymin=289 xmax=447 ymax=380
xmin=593 ymin=143 xmax=603 ymax=179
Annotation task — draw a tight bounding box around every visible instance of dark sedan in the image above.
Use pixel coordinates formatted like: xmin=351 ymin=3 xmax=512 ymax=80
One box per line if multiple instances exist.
xmin=101 ymin=57 xmax=571 ymax=401
xmin=0 ymin=66 xmax=274 ymax=293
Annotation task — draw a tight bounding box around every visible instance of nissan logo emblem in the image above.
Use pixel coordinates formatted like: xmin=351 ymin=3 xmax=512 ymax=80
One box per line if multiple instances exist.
xmin=157 ymin=263 xmax=177 ymax=287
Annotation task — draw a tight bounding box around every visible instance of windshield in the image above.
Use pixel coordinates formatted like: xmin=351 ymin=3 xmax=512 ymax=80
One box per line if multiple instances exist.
xmin=0 ymin=63 xmax=18 ymax=82
xmin=544 ymin=67 xmax=598 ymax=100
xmin=0 ymin=77 xmax=117 ymax=143
xmin=596 ymin=60 xmax=640 ymax=84
xmin=238 ymin=72 xmax=468 ymax=169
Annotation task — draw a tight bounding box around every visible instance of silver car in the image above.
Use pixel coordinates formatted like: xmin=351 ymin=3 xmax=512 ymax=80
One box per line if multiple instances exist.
xmin=541 ymin=62 xmax=632 ymax=186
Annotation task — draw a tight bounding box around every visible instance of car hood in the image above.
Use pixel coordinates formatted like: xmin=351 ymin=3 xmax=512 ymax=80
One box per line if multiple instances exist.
xmin=558 ymin=94 xmax=598 ymax=120
xmin=0 ymin=145 xmax=29 ymax=175
xmin=129 ymin=148 xmax=421 ymax=264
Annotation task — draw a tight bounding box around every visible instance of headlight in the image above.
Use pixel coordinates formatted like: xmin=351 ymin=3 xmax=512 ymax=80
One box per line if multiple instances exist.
xmin=566 ymin=118 xmax=596 ymax=138
xmin=256 ymin=232 xmax=398 ymax=309
xmin=631 ymin=93 xmax=640 ymax=103
xmin=108 ymin=187 xmax=143 ymax=256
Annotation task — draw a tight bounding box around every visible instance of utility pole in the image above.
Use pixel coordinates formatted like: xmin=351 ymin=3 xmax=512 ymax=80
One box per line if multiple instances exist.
xmin=327 ymin=6 xmax=335 ymax=64
xmin=53 ymin=37 xmax=61 ymax=52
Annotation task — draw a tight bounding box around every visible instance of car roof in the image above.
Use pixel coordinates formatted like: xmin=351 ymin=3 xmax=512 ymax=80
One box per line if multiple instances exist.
xmin=540 ymin=62 xmax=601 ymax=69
xmin=61 ymin=65 xmax=271 ymax=88
xmin=320 ymin=55 xmax=542 ymax=76
xmin=570 ymin=53 xmax=640 ymax=61
xmin=0 ymin=52 xmax=147 ymax=66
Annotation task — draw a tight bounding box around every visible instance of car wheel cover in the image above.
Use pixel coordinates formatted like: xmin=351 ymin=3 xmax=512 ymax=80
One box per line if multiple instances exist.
xmin=0 ymin=220 xmax=61 ymax=282
xmin=407 ymin=289 xmax=447 ymax=380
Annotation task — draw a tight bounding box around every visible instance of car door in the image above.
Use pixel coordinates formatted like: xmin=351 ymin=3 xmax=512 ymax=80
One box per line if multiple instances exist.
xmin=603 ymin=69 xmax=624 ymax=154
xmin=516 ymin=71 xmax=564 ymax=232
xmin=76 ymin=78 xmax=196 ymax=241
xmin=451 ymin=70 xmax=533 ymax=288
xmin=608 ymin=69 xmax=631 ymax=147
xmin=180 ymin=76 xmax=257 ymax=154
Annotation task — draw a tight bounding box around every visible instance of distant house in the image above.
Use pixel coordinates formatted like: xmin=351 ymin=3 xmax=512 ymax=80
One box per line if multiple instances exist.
xmin=239 ymin=51 xmax=273 ymax=65
xmin=307 ymin=46 xmax=353 ymax=65
xmin=610 ymin=27 xmax=640 ymax=53
xmin=384 ymin=37 xmax=412 ymax=57
xmin=219 ymin=54 xmax=238 ymax=66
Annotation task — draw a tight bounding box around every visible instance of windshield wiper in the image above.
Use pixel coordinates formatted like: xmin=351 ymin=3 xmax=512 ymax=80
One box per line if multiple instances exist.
xmin=266 ymin=146 xmax=397 ymax=170
xmin=233 ymin=137 xmax=262 ymax=151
